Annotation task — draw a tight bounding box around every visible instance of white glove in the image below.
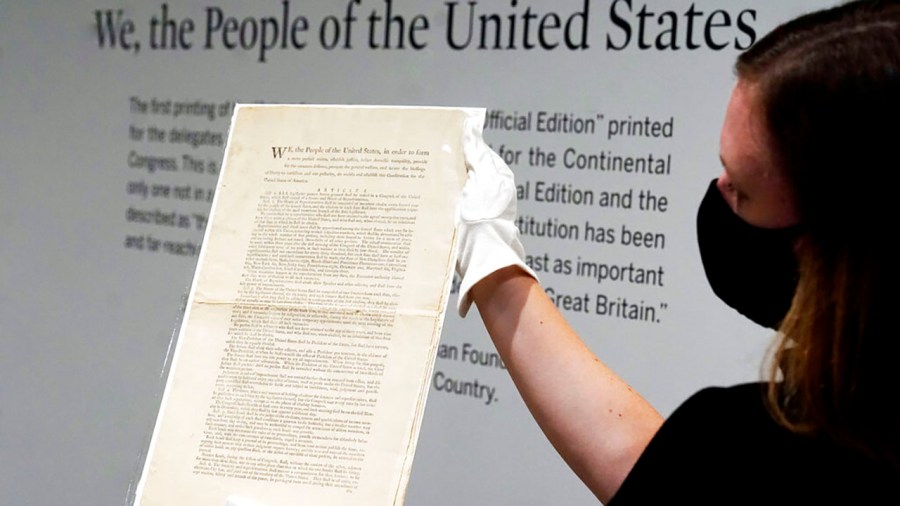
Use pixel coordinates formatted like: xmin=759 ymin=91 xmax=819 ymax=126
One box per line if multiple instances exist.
xmin=456 ymin=117 xmax=538 ymax=317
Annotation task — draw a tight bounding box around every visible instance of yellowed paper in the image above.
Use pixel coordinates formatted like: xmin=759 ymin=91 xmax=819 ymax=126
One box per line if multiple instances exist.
xmin=134 ymin=104 xmax=483 ymax=506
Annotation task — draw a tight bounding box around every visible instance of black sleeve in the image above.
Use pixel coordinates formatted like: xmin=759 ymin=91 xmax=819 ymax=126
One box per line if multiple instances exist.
xmin=607 ymin=383 xmax=772 ymax=505
xmin=606 ymin=382 xmax=897 ymax=505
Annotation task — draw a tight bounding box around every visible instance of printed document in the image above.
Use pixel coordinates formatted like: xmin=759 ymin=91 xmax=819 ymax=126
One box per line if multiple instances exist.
xmin=134 ymin=104 xmax=483 ymax=506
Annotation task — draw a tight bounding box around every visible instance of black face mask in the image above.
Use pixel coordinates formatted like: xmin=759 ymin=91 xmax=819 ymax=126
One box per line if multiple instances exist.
xmin=696 ymin=179 xmax=800 ymax=330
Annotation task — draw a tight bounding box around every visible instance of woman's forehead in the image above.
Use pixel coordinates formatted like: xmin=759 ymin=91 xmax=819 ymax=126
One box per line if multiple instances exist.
xmin=720 ymin=82 xmax=775 ymax=179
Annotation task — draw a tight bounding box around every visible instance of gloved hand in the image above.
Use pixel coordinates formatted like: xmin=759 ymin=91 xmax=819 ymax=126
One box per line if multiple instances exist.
xmin=456 ymin=117 xmax=538 ymax=317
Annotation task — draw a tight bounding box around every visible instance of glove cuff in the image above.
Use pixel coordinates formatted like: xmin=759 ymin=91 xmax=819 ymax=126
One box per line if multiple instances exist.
xmin=457 ymin=220 xmax=538 ymax=317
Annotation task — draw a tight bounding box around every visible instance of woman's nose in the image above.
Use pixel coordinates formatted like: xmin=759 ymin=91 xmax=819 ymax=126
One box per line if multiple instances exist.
xmin=716 ymin=172 xmax=737 ymax=211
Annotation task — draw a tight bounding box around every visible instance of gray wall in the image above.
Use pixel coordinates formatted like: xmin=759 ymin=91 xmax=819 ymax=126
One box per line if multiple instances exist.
xmin=0 ymin=1 xmax=828 ymax=504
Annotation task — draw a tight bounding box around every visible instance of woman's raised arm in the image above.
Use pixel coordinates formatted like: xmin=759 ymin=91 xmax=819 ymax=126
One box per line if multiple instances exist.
xmin=456 ymin=119 xmax=662 ymax=502
xmin=471 ymin=266 xmax=661 ymax=502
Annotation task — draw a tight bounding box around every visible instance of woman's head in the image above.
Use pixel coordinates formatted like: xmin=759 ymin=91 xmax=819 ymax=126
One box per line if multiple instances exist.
xmin=718 ymin=81 xmax=799 ymax=229
xmin=735 ymin=0 xmax=900 ymax=236
xmin=725 ymin=0 xmax=900 ymax=463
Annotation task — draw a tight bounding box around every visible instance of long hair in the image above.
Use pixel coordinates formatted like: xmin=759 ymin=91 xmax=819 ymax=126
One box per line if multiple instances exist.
xmin=735 ymin=0 xmax=900 ymax=465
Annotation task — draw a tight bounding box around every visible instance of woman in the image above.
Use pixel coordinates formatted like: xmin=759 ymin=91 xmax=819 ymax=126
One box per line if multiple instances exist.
xmin=456 ymin=0 xmax=900 ymax=502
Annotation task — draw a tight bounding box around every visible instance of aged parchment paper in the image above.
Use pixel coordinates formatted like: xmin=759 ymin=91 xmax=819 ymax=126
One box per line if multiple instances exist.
xmin=134 ymin=105 xmax=483 ymax=506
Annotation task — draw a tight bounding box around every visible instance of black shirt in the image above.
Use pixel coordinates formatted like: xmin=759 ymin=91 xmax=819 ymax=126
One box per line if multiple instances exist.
xmin=608 ymin=383 xmax=898 ymax=505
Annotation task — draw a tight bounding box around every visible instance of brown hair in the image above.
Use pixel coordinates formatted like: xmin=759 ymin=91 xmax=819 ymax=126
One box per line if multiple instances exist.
xmin=735 ymin=0 xmax=900 ymax=466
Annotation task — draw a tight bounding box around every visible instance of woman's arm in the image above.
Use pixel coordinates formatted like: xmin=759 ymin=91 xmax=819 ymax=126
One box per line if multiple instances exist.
xmin=457 ymin=120 xmax=662 ymax=502
xmin=472 ymin=265 xmax=663 ymax=503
